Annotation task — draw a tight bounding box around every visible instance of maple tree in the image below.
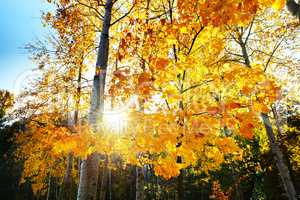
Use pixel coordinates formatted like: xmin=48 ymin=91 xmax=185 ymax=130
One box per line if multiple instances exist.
xmin=8 ymin=0 xmax=300 ymax=199
xmin=107 ymin=0 xmax=280 ymax=179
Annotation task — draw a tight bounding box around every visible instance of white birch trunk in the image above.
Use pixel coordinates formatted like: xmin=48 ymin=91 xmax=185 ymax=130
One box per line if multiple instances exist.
xmin=77 ymin=0 xmax=113 ymax=199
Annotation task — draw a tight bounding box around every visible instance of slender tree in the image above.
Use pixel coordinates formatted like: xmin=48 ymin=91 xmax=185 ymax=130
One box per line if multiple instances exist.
xmin=225 ymin=14 xmax=298 ymax=199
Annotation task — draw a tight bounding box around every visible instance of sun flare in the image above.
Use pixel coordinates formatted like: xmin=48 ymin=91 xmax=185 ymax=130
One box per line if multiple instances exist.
xmin=103 ymin=110 xmax=128 ymax=133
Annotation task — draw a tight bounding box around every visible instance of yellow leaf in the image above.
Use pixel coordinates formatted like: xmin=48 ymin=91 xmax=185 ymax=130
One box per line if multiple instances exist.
xmin=167 ymin=36 xmax=177 ymax=45
xmin=272 ymin=0 xmax=286 ymax=10
xmin=179 ymin=26 xmax=188 ymax=34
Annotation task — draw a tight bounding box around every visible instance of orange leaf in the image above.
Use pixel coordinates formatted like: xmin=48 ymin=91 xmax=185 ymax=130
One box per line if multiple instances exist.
xmin=207 ymin=106 xmax=219 ymax=114
xmin=153 ymin=57 xmax=169 ymax=70
xmin=113 ymin=70 xmax=126 ymax=80
xmin=240 ymin=123 xmax=254 ymax=139
xmin=226 ymin=102 xmax=241 ymax=110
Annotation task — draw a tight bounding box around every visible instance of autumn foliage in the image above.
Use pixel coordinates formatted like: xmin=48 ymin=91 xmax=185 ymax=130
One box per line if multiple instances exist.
xmin=8 ymin=0 xmax=300 ymax=199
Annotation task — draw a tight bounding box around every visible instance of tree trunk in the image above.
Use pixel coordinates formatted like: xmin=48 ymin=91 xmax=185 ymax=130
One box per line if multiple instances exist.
xmin=261 ymin=113 xmax=297 ymax=200
xmin=177 ymin=170 xmax=184 ymax=200
xmin=108 ymin=167 xmax=112 ymax=200
xmin=61 ymin=152 xmax=74 ymax=200
xmin=77 ymin=0 xmax=113 ymax=199
xmin=286 ymin=0 xmax=300 ymax=20
xmin=135 ymin=166 xmax=145 ymax=200
xmin=236 ymin=28 xmax=297 ymax=200
xmin=99 ymin=157 xmax=108 ymax=200
xmin=77 ymin=153 xmax=101 ymax=200
xmin=62 ymin=64 xmax=83 ymax=200
xmin=47 ymin=176 xmax=58 ymax=200
xmin=46 ymin=176 xmax=52 ymax=200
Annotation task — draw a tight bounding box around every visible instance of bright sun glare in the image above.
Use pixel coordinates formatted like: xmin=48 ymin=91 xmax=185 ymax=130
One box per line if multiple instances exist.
xmin=103 ymin=110 xmax=128 ymax=133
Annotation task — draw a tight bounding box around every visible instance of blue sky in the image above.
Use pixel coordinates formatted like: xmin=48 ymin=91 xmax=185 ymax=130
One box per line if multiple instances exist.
xmin=0 ymin=0 xmax=52 ymax=93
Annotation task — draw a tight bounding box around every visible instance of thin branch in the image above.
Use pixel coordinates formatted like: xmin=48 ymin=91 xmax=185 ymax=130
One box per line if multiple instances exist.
xmin=76 ymin=0 xmax=105 ymax=19
xmin=187 ymin=26 xmax=205 ymax=55
xmin=148 ymin=9 xmax=172 ymax=20
xmin=165 ymin=99 xmax=171 ymax=110
xmin=182 ymin=80 xmax=213 ymax=94
xmin=110 ymin=4 xmax=135 ymax=26
xmin=245 ymin=16 xmax=255 ymax=44
xmin=192 ymin=112 xmax=207 ymax=116
xmin=264 ymin=37 xmax=284 ymax=72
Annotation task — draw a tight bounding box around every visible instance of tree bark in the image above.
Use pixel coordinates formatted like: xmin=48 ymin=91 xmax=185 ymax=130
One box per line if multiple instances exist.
xmin=61 ymin=64 xmax=83 ymax=200
xmin=286 ymin=0 xmax=300 ymax=20
xmin=177 ymin=170 xmax=184 ymax=200
xmin=77 ymin=153 xmax=100 ymax=200
xmin=99 ymin=157 xmax=108 ymax=200
xmin=135 ymin=166 xmax=145 ymax=200
xmin=77 ymin=0 xmax=113 ymax=199
xmin=261 ymin=113 xmax=297 ymax=200
xmin=236 ymin=27 xmax=297 ymax=200
xmin=46 ymin=176 xmax=52 ymax=200
xmin=108 ymin=167 xmax=112 ymax=200
xmin=61 ymin=152 xmax=74 ymax=200
xmin=47 ymin=176 xmax=58 ymax=200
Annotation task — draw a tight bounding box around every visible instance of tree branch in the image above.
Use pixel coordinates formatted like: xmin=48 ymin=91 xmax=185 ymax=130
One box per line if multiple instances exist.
xmin=182 ymin=80 xmax=213 ymax=94
xmin=187 ymin=26 xmax=205 ymax=55
xmin=264 ymin=37 xmax=284 ymax=72
xmin=110 ymin=4 xmax=135 ymax=26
